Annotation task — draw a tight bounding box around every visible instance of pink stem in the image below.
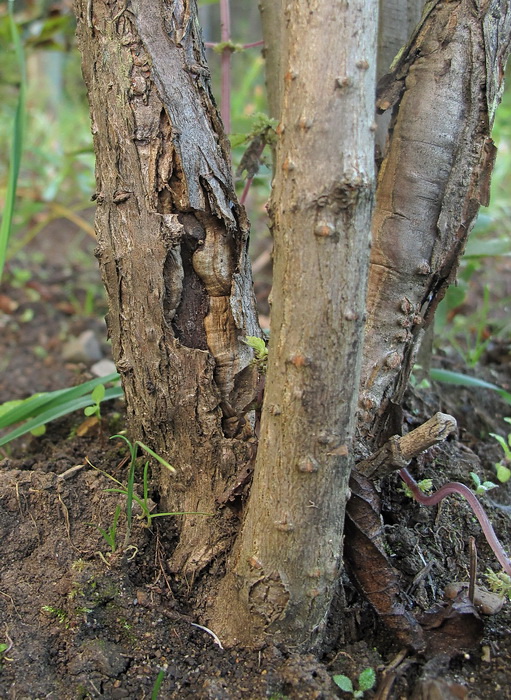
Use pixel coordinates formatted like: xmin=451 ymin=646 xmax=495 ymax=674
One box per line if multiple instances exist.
xmin=219 ymin=0 xmax=231 ymax=134
xmin=240 ymin=178 xmax=252 ymax=206
xmin=399 ymin=467 xmax=511 ymax=578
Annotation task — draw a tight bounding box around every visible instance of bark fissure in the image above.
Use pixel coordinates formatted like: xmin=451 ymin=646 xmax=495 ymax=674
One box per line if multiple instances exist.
xmin=76 ymin=0 xmax=260 ymax=576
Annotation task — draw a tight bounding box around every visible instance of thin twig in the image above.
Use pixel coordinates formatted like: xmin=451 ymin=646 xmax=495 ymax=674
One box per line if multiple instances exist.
xmin=242 ymin=40 xmax=264 ymax=49
xmin=468 ymin=536 xmax=477 ymax=603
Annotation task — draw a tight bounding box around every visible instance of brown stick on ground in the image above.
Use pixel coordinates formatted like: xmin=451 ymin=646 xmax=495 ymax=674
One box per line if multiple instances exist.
xmin=356 ymin=412 xmax=457 ymax=480
xmin=357 ymin=412 xmax=511 ymax=577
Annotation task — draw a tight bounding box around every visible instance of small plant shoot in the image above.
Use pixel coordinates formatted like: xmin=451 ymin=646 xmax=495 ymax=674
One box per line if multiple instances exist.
xmin=332 ymin=667 xmax=376 ymax=698
xmin=489 ymin=419 xmax=511 ymax=484
xmin=84 ymin=383 xmax=106 ymax=420
xmin=485 ymin=569 xmax=511 ymax=601
xmin=244 ymin=335 xmax=268 ymax=373
xmin=400 ymin=478 xmax=433 ymax=499
xmin=470 ymin=472 xmax=499 ymax=495
xmin=91 ymin=504 xmax=122 ymax=553
xmin=87 ymin=436 xmax=211 ymax=553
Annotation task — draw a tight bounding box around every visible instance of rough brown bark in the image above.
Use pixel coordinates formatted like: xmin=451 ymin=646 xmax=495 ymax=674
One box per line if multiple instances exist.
xmin=74 ymin=0 xmax=260 ymax=576
xmin=211 ymin=0 xmax=379 ymax=651
xmin=359 ymin=0 xmax=511 ymax=446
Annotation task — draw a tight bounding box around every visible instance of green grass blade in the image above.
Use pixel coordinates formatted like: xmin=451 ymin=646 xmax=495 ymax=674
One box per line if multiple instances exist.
xmin=0 ymin=372 xmax=120 ymax=429
xmin=0 ymin=7 xmax=27 ymax=283
xmin=124 ymin=451 xmax=137 ymax=542
xmin=430 ymin=368 xmax=511 ymax=405
xmin=0 ymin=385 xmax=123 ymax=446
xmin=137 ymin=441 xmax=176 ymax=472
xmin=151 ymin=669 xmax=165 ymax=700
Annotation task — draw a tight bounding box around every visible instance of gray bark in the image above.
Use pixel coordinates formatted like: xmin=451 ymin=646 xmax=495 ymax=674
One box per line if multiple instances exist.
xmin=359 ymin=0 xmax=511 ymax=446
xmin=211 ymin=0 xmax=379 ymax=650
xmin=376 ymin=0 xmax=424 ymax=155
xmin=258 ymin=0 xmax=286 ymax=121
xmin=74 ymin=0 xmax=260 ymax=576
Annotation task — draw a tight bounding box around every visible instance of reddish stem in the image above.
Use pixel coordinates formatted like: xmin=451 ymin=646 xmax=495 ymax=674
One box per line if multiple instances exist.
xmin=240 ymin=177 xmax=252 ymax=206
xmin=399 ymin=467 xmax=511 ymax=578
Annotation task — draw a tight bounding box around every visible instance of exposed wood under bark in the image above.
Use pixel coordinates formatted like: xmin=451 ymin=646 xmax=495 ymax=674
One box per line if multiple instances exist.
xmin=75 ymin=0 xmax=260 ymax=577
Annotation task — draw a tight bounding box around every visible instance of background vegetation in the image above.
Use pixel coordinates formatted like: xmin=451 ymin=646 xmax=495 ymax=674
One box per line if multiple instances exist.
xmin=1 ymin=0 xmax=510 ymax=415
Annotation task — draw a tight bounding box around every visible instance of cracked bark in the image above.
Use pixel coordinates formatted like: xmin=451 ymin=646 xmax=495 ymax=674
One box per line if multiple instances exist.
xmin=359 ymin=0 xmax=511 ymax=447
xmin=75 ymin=0 xmax=260 ymax=576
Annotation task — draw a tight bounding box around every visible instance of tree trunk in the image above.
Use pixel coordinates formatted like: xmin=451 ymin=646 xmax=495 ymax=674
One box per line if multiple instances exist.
xmin=75 ymin=0 xmax=511 ymax=655
xmin=359 ymin=0 xmax=511 ymax=447
xmin=378 ymin=0 xmax=424 ymax=79
xmin=211 ymin=0 xmax=378 ymax=651
xmin=376 ymin=0 xmax=423 ymax=155
xmin=74 ymin=0 xmax=260 ymax=577
xmin=258 ymin=0 xmax=285 ymax=122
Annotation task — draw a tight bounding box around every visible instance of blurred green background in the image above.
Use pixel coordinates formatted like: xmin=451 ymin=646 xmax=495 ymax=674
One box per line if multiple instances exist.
xmin=1 ymin=0 xmax=510 ymax=365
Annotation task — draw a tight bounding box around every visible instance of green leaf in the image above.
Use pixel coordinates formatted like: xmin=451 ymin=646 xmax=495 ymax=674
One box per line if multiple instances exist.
xmin=151 ymin=668 xmax=166 ymax=700
xmin=137 ymin=441 xmax=176 ymax=473
xmin=91 ymin=383 xmax=106 ymax=403
xmin=358 ymin=667 xmax=376 ymax=692
xmin=481 ymin=481 xmax=498 ymax=491
xmin=430 ymin=369 xmax=511 ymax=405
xmin=417 ymin=478 xmax=433 ymax=494
xmin=0 ymin=7 xmax=27 ymax=283
xmin=0 ymin=383 xmax=122 ymax=447
xmin=490 ymin=432 xmax=511 ymax=461
xmin=496 ymin=463 xmax=511 ymax=483
xmin=244 ymin=336 xmax=268 ymax=361
xmin=30 ymin=425 xmax=46 ymax=437
xmin=332 ymin=675 xmax=353 ymax=692
xmin=230 ymin=133 xmax=249 ymax=148
xmin=470 ymin=472 xmax=497 ymax=493
xmin=84 ymin=406 xmax=97 ymax=417
xmin=470 ymin=472 xmax=482 ymax=489
xmin=244 ymin=336 xmax=266 ymax=354
xmin=0 ymin=398 xmax=25 ymax=418
xmin=0 ymin=372 xmax=119 ymax=429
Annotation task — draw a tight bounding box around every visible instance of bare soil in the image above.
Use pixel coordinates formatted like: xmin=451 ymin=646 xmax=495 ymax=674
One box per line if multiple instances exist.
xmin=1 ymin=226 xmax=511 ymax=699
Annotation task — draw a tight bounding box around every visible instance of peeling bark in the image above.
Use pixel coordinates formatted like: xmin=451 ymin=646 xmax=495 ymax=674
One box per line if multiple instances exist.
xmin=359 ymin=0 xmax=511 ymax=446
xmin=74 ymin=0 xmax=260 ymax=576
xmin=378 ymin=0 xmax=424 ymax=80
